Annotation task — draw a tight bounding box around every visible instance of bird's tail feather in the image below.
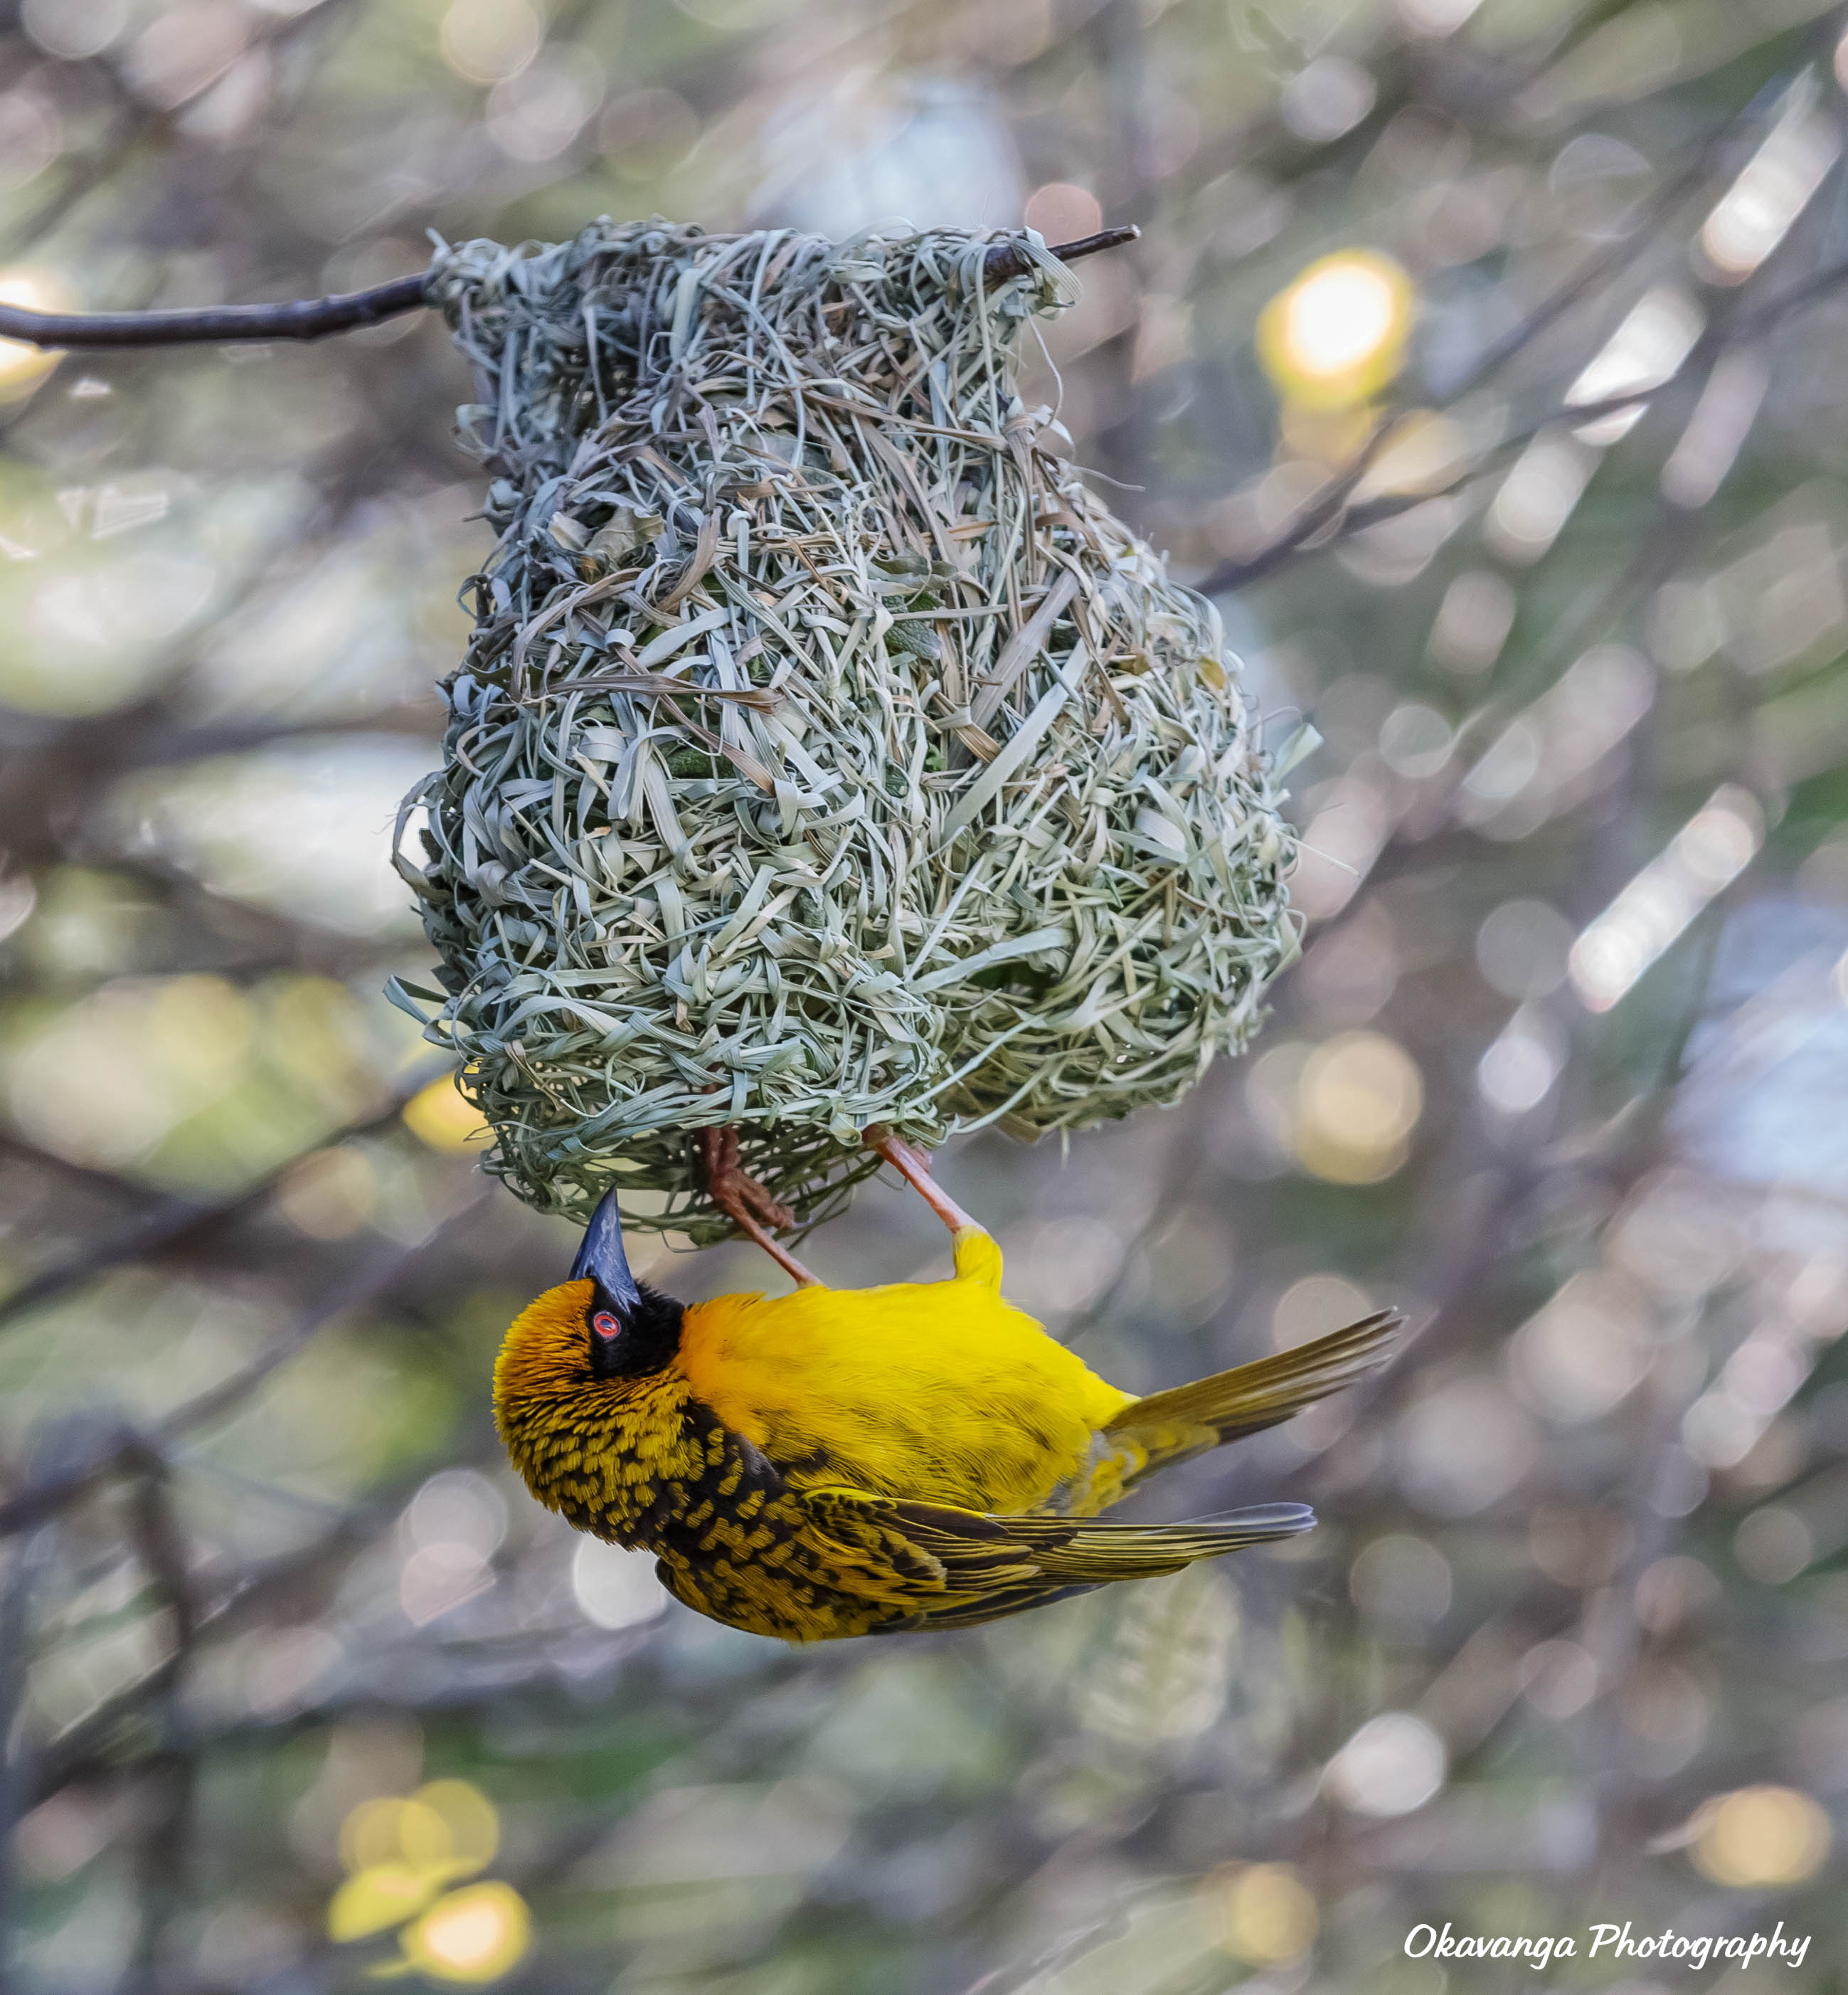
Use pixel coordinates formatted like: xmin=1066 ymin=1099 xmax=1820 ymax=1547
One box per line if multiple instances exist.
xmin=1028 ymin=1501 xmax=1315 ymax=1580
xmin=1105 ymin=1309 xmax=1401 ymax=1452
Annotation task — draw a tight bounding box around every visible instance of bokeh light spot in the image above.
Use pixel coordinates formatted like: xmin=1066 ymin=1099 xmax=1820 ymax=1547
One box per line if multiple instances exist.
xmin=1509 ymin=1271 xmax=1652 ymax=1422
xmin=1295 ymin=1030 xmax=1423 ymax=1182
xmin=1477 ymin=1008 xmax=1566 ymax=1115
xmin=1692 ymin=1785 xmax=1831 ymax=1887
xmin=327 ymin=1861 xmax=445 ymax=1943
xmin=1024 ymin=183 xmax=1103 ymax=244
xmin=23 ymin=0 xmax=130 ymax=58
xmin=1429 ymin=568 xmax=1517 ymax=677
xmin=1273 ymin=1272 xmax=1374 ymax=1348
xmin=1700 ymin=107 xmax=1839 ymax=283
xmin=1280 ymin=58 xmax=1376 ymax=144
xmin=404 ymin=1076 xmax=491 ymax=1153
xmin=1377 ymin=701 xmax=1454 ymax=778
xmin=1324 ymin=1711 xmax=1447 ymax=1816
xmin=277 ymin=1144 xmax=376 ymax=1239
xmin=1519 ymin=1637 xmax=1599 ymax=1718
xmin=1733 ymin=1505 xmax=1813 ymax=1585
xmin=124 ymin=1 xmax=249 ymax=110
xmin=400 ymin=1881 xmax=532 ymax=1984
xmin=0 ymin=269 xmax=72 ymax=402
xmin=1258 ymin=251 xmax=1413 ymax=411
xmin=1486 ymin=428 xmax=1598 ymax=563
xmin=572 ymin=1538 xmax=669 ymax=1630
xmin=1570 ymin=786 xmax=1763 ymax=1010
xmin=598 ymin=88 xmax=699 ymax=175
xmin=414 ymin=1782 xmax=501 ymax=1873
xmin=487 ymin=51 xmax=604 ymax=162
xmin=1476 ymin=899 xmax=1573 ymax=998
xmin=340 ymin=1796 xmax=452 ymax=1875
xmin=440 ymin=0 xmax=541 ymax=86
xmin=1207 ymin=1862 xmax=1319 ymax=1961
xmin=407 ymin=1471 xmax=509 ymax=1562
xmin=1399 ymin=0 xmax=1482 ymax=38
xmin=1565 ymin=284 xmax=1704 ymax=444
xmin=330 ymin=1782 xmax=503 ymax=1951
xmin=1349 ymin=1533 xmax=1453 ymax=1625
xmin=1398 ymin=1376 xmax=1538 ymax=1513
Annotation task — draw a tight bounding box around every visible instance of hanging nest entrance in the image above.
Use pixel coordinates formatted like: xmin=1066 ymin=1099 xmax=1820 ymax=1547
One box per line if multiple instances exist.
xmin=394 ymin=219 xmax=1297 ymax=1241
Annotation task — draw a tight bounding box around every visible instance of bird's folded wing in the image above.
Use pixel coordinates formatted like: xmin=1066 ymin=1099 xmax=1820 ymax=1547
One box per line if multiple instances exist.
xmin=802 ymin=1487 xmax=1314 ymax=1632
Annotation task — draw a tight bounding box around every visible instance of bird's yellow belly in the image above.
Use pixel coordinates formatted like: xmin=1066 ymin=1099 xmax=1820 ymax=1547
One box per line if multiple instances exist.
xmin=677 ymin=1276 xmax=1132 ymax=1515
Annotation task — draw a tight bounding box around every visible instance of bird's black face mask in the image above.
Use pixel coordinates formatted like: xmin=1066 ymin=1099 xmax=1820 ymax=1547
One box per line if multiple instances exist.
xmin=573 ymin=1190 xmax=684 ymax=1380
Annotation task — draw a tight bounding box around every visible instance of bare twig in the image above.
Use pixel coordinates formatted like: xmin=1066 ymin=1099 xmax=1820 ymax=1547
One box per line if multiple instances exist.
xmin=0 ymin=273 xmax=430 ymax=351
xmin=1194 ymin=408 xmax=1424 ymax=596
xmin=0 ymin=1520 xmax=56 ymax=1991
xmin=1188 ymin=73 xmax=1840 ymax=603
xmin=120 ymin=1456 xmax=198 ymax=1992
xmin=0 ymin=1064 xmax=452 ymax=1335
xmin=1198 ymin=257 xmax=1848 ymax=596
xmin=983 ymin=227 xmax=1141 ymax=286
xmin=0 ymin=1197 xmax=490 ymax=1538
xmin=24 ymin=1458 xmax=446 ymax=1806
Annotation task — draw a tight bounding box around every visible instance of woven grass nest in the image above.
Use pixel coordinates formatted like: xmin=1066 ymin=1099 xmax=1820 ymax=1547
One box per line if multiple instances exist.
xmin=393 ymin=218 xmax=1297 ymax=1241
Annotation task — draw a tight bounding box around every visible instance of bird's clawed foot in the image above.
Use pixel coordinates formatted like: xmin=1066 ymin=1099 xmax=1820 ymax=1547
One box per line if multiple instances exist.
xmin=698 ymin=1127 xmax=819 ymax=1288
xmin=863 ymin=1125 xmax=981 ymax=1237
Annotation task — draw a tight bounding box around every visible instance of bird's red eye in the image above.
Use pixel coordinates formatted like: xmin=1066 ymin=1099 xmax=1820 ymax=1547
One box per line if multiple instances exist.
xmin=592 ymin=1311 xmax=622 ymax=1339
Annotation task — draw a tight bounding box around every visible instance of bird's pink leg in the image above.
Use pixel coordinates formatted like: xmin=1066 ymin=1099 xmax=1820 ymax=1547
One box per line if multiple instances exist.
xmin=698 ymin=1126 xmax=819 ymax=1286
xmin=863 ymin=1125 xmax=980 ymax=1236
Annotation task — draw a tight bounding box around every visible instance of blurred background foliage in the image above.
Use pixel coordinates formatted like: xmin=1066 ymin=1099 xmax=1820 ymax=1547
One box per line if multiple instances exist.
xmin=0 ymin=0 xmax=1846 ymax=1988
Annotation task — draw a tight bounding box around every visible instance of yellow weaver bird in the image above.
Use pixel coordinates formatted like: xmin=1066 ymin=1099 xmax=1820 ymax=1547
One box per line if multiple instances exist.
xmin=495 ymin=1130 xmax=1399 ymax=1641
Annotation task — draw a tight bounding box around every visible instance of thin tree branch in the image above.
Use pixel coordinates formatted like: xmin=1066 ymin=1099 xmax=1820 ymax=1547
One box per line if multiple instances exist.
xmin=0 ymin=1520 xmax=56 ymax=1991
xmin=987 ymin=226 xmax=1142 ymax=284
xmin=1186 ymin=75 xmax=1837 ymax=601
xmin=0 ymin=1195 xmax=490 ymax=1538
xmin=25 ymin=1456 xmax=448 ymax=1805
xmin=120 ymin=1456 xmax=198 ymax=1993
xmin=0 ymin=1063 xmax=452 ymax=1335
xmin=1197 ymin=256 xmax=1848 ymax=596
xmin=0 ymin=274 xmax=432 ymax=351
xmin=0 ymin=231 xmax=1139 ymax=354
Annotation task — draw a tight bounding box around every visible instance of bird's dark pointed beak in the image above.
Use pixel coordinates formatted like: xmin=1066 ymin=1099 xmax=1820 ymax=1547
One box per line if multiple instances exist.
xmin=570 ymin=1187 xmax=642 ymax=1323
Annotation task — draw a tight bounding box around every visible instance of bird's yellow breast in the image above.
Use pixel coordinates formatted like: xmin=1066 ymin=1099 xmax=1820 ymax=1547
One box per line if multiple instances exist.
xmin=676 ymin=1228 xmax=1132 ymax=1513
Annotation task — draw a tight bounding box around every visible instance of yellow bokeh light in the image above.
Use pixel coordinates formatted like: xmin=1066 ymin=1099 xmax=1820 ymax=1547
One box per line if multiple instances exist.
xmin=439 ymin=0 xmax=541 ymax=85
xmin=340 ymin=1796 xmax=454 ymax=1874
xmin=1295 ymin=1030 xmax=1423 ymax=1183
xmin=1206 ymin=1862 xmax=1319 ymax=1962
xmin=1258 ymin=250 xmax=1414 ymax=412
xmin=339 ymin=1781 xmax=497 ymax=1870
xmin=1692 ymin=1785 xmax=1832 ymax=1888
xmin=330 ymin=1784 xmax=506 ymax=1954
xmin=414 ymin=1781 xmax=501 ymax=1872
xmin=0 ymin=268 xmax=71 ymax=402
xmin=403 ymin=1075 xmax=491 ymax=1153
xmin=400 ymin=1882 xmax=532 ymax=1984
xmin=328 ymin=1862 xmax=447 ymax=1943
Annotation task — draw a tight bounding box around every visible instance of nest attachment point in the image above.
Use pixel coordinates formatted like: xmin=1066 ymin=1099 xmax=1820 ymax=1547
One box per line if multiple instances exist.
xmin=395 ymin=219 xmax=1297 ymax=1242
